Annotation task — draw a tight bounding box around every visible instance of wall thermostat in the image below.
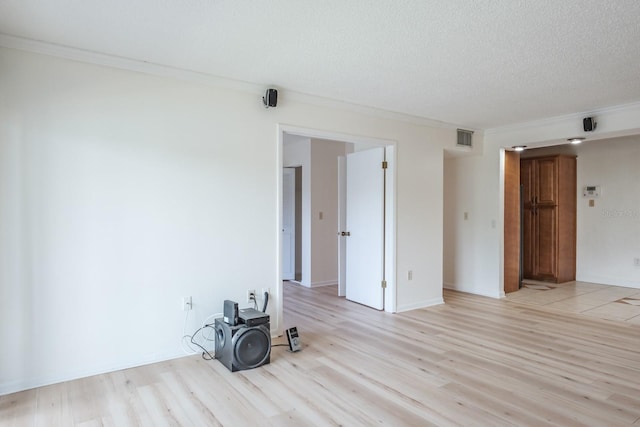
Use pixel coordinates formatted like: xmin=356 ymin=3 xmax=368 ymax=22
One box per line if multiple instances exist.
xmin=582 ymin=185 xmax=601 ymax=198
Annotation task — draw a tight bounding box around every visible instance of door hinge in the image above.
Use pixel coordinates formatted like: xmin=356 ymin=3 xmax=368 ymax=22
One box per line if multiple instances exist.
xmin=382 ymin=161 xmax=388 ymax=169
xmin=381 ymin=280 xmax=387 ymax=289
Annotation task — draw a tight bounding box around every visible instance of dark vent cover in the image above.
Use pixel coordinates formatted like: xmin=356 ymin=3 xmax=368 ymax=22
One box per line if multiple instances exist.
xmin=457 ymin=129 xmax=474 ymax=147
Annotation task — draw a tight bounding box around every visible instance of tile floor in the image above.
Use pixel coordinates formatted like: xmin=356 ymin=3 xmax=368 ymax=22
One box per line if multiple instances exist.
xmin=505 ymin=280 xmax=640 ymax=325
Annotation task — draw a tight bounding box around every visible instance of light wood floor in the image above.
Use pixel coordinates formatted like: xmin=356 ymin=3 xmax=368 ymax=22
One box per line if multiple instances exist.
xmin=2 ymin=283 xmax=640 ymax=426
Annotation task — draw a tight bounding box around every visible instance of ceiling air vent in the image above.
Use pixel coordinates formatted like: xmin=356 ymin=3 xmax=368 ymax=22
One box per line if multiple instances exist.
xmin=457 ymin=129 xmax=474 ymax=148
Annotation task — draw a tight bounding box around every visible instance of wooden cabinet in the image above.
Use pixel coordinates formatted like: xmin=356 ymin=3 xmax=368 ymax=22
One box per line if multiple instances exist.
xmin=521 ymin=155 xmax=576 ymax=283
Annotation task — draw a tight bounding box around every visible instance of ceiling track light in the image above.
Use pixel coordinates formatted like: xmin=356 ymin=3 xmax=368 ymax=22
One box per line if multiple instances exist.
xmin=567 ymin=137 xmax=586 ymax=144
xmin=512 ymin=145 xmax=527 ymax=151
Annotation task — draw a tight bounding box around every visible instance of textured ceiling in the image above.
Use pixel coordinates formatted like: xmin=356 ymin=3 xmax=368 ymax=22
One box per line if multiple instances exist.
xmin=1 ymin=0 xmax=640 ymax=129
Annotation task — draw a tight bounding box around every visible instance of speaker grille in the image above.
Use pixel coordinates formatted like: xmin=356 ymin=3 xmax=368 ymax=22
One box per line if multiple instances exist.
xmin=233 ymin=327 xmax=270 ymax=369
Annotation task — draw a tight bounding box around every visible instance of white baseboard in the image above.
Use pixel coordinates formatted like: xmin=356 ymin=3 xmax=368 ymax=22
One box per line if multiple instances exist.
xmin=0 ymin=351 xmax=186 ymax=396
xmin=443 ymin=283 xmax=505 ymax=299
xmin=286 ymin=280 xmax=337 ymax=288
xmin=396 ymin=296 xmax=444 ymax=313
xmin=575 ymin=275 xmax=640 ymax=289
xmin=309 ymin=280 xmax=338 ymax=288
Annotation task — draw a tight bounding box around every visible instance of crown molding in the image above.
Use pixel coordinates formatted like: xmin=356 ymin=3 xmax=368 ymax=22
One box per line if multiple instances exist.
xmin=283 ymin=90 xmax=463 ymax=130
xmin=485 ymin=101 xmax=640 ymax=137
xmin=0 ymin=33 xmax=469 ymax=132
xmin=0 ymin=33 xmax=265 ymax=94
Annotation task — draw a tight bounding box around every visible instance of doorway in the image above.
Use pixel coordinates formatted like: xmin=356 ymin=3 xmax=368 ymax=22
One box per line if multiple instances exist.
xmin=278 ymin=125 xmax=397 ymax=317
xmin=503 ymin=147 xmax=578 ymax=294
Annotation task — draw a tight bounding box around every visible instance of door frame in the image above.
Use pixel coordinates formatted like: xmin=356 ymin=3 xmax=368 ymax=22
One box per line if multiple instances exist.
xmin=503 ymin=149 xmax=521 ymax=293
xmin=276 ymin=124 xmax=397 ymax=324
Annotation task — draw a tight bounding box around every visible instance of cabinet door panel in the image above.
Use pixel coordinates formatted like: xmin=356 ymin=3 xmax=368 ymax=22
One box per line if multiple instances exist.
xmin=520 ymin=159 xmax=535 ymax=208
xmin=534 ymin=206 xmax=557 ymax=279
xmin=522 ymin=210 xmax=535 ymax=278
xmin=536 ymin=158 xmax=557 ymax=205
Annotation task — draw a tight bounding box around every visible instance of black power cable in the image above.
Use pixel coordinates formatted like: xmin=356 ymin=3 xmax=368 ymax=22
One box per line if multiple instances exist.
xmin=262 ymin=291 xmax=269 ymax=313
xmin=185 ymin=324 xmax=216 ymax=360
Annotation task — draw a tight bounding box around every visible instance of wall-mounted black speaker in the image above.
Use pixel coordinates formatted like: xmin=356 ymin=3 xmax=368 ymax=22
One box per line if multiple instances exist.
xmin=214 ymin=318 xmax=271 ymax=372
xmin=263 ymin=88 xmax=278 ymax=108
xmin=583 ymin=117 xmax=596 ymax=132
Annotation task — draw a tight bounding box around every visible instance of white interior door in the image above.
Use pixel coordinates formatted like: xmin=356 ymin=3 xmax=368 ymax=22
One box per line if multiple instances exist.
xmin=345 ymin=147 xmax=385 ymax=310
xmin=282 ymin=168 xmax=295 ymax=280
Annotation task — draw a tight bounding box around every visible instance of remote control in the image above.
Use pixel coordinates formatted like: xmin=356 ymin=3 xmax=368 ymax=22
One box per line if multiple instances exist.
xmin=286 ymin=327 xmax=302 ymax=352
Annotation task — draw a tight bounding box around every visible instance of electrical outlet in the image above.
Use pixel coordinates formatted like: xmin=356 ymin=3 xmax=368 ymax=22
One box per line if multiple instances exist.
xmin=634 ymin=258 xmax=640 ymax=267
xmin=182 ymin=296 xmax=192 ymax=311
xmin=408 ymin=270 xmax=413 ymax=280
xmin=247 ymin=289 xmax=256 ymax=303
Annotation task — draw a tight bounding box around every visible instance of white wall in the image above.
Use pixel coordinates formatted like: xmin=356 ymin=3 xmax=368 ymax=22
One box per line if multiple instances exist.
xmin=576 ymin=136 xmax=640 ymax=287
xmin=310 ymin=139 xmax=347 ymax=286
xmin=395 ymin=136 xmax=450 ymax=310
xmin=0 ymin=47 xmax=455 ymax=394
xmin=0 ymin=47 xmax=281 ymax=394
xmin=443 ymin=152 xmax=502 ymax=298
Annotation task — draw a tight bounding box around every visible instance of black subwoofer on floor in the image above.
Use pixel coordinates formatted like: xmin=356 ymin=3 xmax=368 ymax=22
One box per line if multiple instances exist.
xmin=214 ymin=316 xmax=271 ymax=372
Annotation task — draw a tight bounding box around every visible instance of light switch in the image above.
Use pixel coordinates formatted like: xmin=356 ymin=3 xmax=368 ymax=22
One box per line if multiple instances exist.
xmin=589 ymin=199 xmax=595 ymax=207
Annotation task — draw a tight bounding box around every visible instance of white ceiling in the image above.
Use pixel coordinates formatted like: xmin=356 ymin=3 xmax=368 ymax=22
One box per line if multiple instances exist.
xmin=1 ymin=0 xmax=640 ymax=130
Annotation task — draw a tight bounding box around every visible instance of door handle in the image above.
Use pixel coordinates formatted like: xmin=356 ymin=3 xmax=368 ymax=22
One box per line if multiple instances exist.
xmin=340 ymin=231 xmax=351 ymax=236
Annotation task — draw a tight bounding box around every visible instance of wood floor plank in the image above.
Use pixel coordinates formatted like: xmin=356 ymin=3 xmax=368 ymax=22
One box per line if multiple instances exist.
xmin=1 ymin=284 xmax=639 ymax=426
